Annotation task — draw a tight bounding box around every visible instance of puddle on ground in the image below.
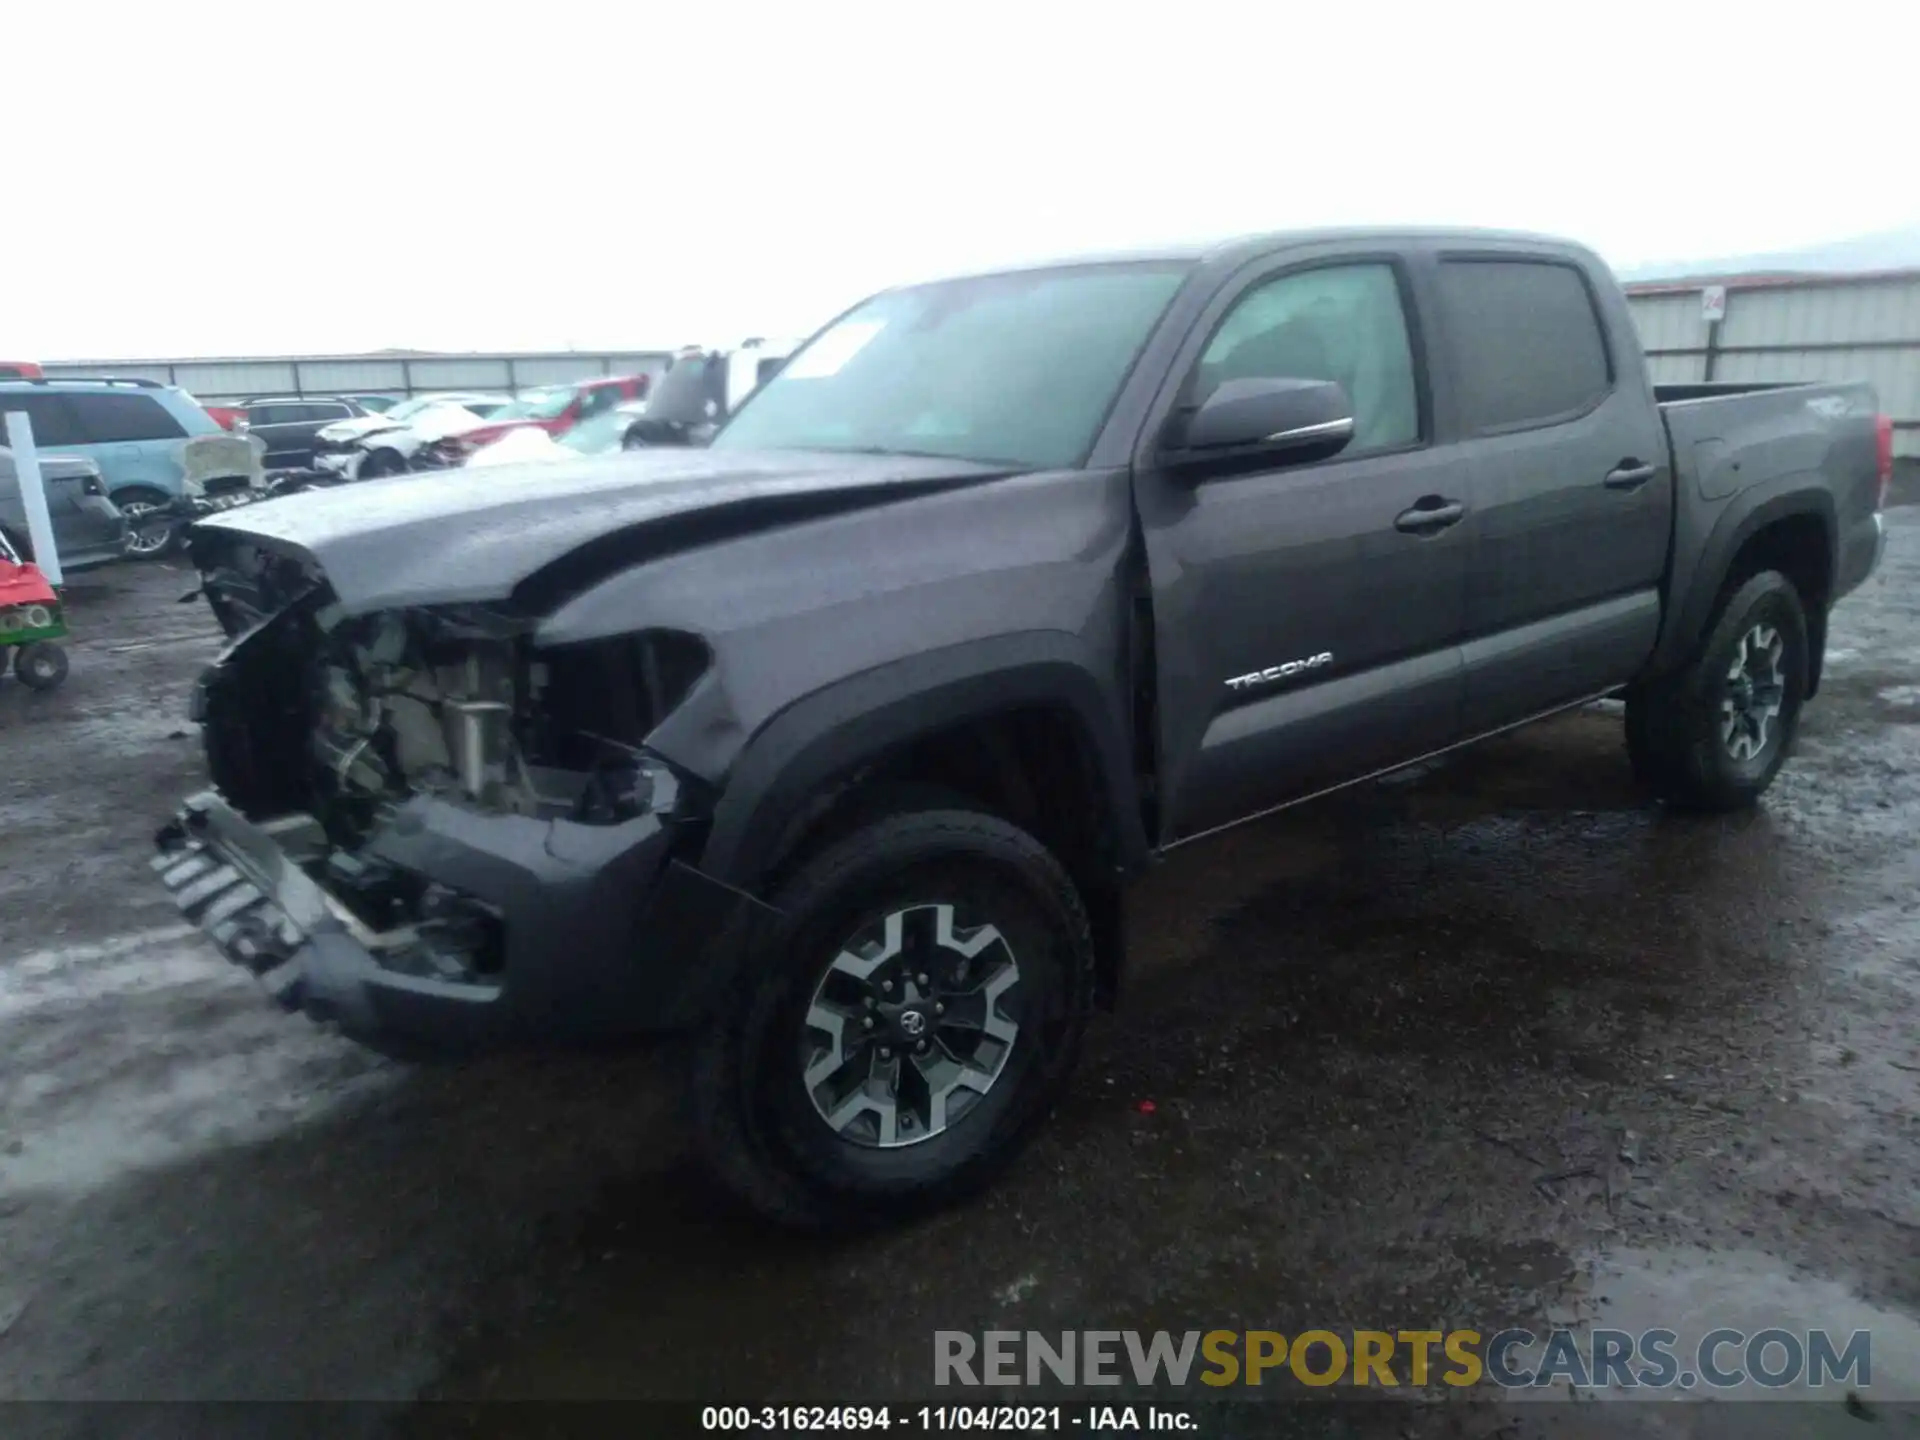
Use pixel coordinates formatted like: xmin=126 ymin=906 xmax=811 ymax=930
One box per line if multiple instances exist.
xmin=1521 ymin=1245 xmax=1920 ymax=1404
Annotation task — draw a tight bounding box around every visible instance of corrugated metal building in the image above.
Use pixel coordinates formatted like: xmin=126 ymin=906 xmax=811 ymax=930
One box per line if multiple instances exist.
xmin=38 ymin=349 xmax=675 ymax=402
xmin=1626 ymin=271 xmax=1920 ymax=456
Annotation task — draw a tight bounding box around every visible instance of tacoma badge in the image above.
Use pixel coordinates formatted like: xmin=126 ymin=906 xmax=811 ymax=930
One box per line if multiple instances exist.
xmin=1225 ymin=652 xmax=1333 ymax=691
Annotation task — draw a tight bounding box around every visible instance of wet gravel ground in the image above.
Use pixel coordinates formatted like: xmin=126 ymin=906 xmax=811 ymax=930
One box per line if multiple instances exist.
xmin=0 ymin=501 xmax=1916 ymax=1437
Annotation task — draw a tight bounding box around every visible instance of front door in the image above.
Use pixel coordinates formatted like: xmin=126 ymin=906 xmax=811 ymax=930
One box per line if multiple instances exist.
xmin=1136 ymin=255 xmax=1473 ymax=843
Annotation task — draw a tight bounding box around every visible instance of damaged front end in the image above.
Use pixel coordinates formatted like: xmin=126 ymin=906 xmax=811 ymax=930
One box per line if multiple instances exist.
xmin=157 ymin=544 xmax=772 ymax=1052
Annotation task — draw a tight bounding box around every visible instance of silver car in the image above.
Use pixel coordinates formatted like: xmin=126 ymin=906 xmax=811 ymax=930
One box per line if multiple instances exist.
xmin=0 ymin=447 xmax=129 ymax=571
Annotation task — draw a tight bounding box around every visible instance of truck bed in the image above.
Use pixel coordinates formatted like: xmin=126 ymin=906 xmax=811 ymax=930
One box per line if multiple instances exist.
xmin=1654 ymin=378 xmax=1884 ymax=674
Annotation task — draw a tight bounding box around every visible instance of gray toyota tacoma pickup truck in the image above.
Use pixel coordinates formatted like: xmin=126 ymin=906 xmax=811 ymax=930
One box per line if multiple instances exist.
xmin=155 ymin=228 xmax=1890 ymax=1227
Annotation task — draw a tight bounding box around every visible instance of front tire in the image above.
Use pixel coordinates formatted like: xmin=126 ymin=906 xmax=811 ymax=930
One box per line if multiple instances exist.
xmin=688 ymin=807 xmax=1095 ymax=1231
xmin=359 ymin=448 xmax=409 ymax=479
xmin=1624 ymin=569 xmax=1809 ymax=811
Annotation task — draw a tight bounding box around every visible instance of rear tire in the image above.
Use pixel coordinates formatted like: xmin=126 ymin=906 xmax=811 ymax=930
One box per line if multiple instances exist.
xmin=687 ymin=806 xmax=1095 ymax=1231
xmin=1624 ymin=569 xmax=1809 ymax=812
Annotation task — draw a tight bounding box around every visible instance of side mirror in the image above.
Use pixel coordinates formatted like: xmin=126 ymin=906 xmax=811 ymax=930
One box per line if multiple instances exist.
xmin=1168 ymin=377 xmax=1354 ymax=470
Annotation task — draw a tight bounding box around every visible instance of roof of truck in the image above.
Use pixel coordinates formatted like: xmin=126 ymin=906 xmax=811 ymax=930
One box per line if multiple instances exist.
xmin=914 ymin=226 xmax=1593 ymax=285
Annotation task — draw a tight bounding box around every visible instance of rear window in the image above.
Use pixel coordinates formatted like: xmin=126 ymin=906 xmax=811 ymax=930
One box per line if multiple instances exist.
xmin=1437 ymin=260 xmax=1612 ymax=433
xmin=63 ymin=391 xmax=190 ymax=444
xmin=0 ymin=393 xmax=80 ymax=445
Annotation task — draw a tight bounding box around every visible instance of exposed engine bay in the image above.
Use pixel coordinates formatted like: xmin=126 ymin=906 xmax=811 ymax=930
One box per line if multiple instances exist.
xmin=189 ymin=537 xmax=709 ymax=981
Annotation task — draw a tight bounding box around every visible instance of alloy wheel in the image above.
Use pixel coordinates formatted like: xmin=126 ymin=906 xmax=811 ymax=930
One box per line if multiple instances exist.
xmin=118 ymin=501 xmax=174 ymax=557
xmin=799 ymin=902 xmax=1021 ymax=1148
xmin=1722 ymin=622 xmax=1786 ymax=761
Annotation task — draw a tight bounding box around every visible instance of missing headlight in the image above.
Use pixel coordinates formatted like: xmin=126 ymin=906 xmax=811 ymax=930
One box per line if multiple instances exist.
xmin=527 ymin=630 xmax=710 ymax=771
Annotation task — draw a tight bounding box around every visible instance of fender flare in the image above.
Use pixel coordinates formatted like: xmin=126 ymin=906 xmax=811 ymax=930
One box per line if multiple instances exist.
xmin=1650 ymin=479 xmax=1836 ymax=679
xmin=695 ymin=632 xmax=1150 ymax=895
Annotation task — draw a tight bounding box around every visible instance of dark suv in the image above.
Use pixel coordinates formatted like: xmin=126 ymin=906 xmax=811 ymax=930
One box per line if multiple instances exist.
xmin=236 ymin=397 xmax=368 ymax=470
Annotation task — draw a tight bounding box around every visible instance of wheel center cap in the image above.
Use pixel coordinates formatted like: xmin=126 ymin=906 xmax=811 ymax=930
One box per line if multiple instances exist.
xmin=898 ymin=1008 xmax=928 ymax=1038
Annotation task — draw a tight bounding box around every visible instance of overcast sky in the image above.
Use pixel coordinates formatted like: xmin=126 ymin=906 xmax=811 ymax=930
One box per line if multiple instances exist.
xmin=11 ymin=0 xmax=1915 ymax=360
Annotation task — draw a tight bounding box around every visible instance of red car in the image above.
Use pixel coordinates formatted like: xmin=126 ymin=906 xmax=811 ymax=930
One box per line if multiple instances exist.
xmin=430 ymin=375 xmax=651 ymax=461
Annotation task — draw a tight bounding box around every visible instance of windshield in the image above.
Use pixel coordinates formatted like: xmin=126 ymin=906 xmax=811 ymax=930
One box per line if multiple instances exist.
xmin=712 ymin=263 xmax=1189 ymax=469
xmin=491 ymin=386 xmax=577 ymax=422
xmin=385 ymin=397 xmax=439 ymax=422
xmin=559 ymin=404 xmax=645 ymax=456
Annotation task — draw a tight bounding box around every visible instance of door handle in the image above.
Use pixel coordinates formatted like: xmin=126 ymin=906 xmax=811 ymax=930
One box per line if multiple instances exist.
xmin=1393 ymin=498 xmax=1465 ymax=534
xmin=1604 ymin=461 xmax=1656 ymax=490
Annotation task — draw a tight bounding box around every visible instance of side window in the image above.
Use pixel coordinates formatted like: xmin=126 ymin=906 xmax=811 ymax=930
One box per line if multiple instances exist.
xmin=310 ymin=402 xmax=352 ymax=421
xmin=247 ymin=404 xmax=287 ymax=426
xmin=1437 ymin=260 xmax=1611 ymax=433
xmin=64 ymin=392 xmax=190 ymax=443
xmin=0 ymin=394 xmax=82 ymax=445
xmin=1197 ymin=263 xmax=1419 ymax=454
xmin=577 ymin=387 xmax=618 ymax=418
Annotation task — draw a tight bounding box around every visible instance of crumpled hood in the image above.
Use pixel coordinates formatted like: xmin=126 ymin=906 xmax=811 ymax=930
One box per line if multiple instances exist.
xmin=315 ymin=414 xmax=402 ymax=444
xmin=194 ymin=447 xmax=1011 ymax=615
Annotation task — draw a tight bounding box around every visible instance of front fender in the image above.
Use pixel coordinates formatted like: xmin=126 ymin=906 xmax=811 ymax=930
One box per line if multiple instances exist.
xmin=689 ymin=632 xmax=1150 ymax=895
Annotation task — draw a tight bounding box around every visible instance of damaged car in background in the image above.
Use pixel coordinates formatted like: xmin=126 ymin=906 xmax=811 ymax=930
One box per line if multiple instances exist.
xmin=410 ymin=374 xmax=654 ymax=470
xmin=461 ymin=341 xmax=797 ymax=468
xmin=309 ymin=392 xmax=511 ymax=480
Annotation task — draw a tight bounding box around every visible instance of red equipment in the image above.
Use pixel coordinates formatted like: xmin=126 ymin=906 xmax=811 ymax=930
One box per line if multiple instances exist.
xmin=0 ymin=530 xmax=70 ymax=690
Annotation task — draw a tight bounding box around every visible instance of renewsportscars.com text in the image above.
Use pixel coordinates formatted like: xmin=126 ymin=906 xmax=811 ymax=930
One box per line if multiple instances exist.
xmin=934 ymin=1328 xmax=1873 ymax=1390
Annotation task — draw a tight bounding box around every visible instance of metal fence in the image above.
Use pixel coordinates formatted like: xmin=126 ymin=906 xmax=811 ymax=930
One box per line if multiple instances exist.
xmin=45 ymin=284 xmax=1920 ymax=456
xmin=1626 ymin=271 xmax=1920 ymax=457
xmin=38 ymin=350 xmax=675 ymax=403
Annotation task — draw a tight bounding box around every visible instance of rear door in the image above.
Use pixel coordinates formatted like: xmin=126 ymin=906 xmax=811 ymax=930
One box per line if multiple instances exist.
xmin=244 ymin=403 xmax=305 ymax=466
xmin=50 ymin=391 xmax=191 ymax=498
xmin=1433 ymin=254 xmax=1672 ymax=732
xmin=1135 ymin=249 xmax=1474 ymax=842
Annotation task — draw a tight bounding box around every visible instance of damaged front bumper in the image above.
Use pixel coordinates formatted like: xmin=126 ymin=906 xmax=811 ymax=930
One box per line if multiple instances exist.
xmin=153 ymin=790 xmax=777 ymax=1056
